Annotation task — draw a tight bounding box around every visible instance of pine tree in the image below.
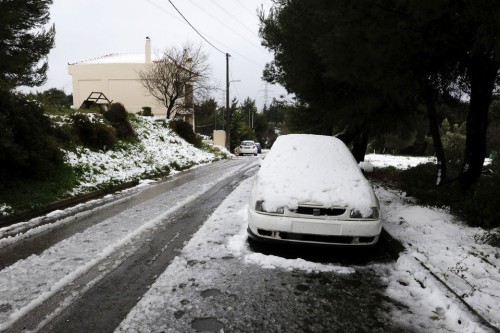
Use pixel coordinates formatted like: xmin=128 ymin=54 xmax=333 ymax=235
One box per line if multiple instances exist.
xmin=0 ymin=0 xmax=55 ymax=89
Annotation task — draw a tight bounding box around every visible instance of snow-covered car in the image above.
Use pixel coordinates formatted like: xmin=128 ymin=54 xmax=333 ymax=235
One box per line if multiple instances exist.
xmin=236 ymin=140 xmax=258 ymax=156
xmin=247 ymin=134 xmax=381 ymax=246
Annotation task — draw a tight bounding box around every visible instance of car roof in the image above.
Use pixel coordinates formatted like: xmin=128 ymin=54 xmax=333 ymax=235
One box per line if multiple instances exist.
xmin=255 ymin=134 xmax=374 ymax=211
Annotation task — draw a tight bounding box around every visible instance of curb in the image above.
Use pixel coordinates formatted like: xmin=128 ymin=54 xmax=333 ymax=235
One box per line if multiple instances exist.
xmin=0 ymin=181 xmax=139 ymax=229
xmin=0 ymin=170 xmax=174 ymax=229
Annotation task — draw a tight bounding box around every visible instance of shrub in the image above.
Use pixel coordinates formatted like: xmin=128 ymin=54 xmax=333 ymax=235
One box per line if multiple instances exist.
xmin=104 ymin=103 xmax=137 ymax=140
xmin=105 ymin=103 xmax=127 ymax=122
xmin=169 ymin=120 xmax=202 ymax=147
xmin=441 ymin=119 xmax=466 ymax=166
xmin=0 ymin=89 xmax=65 ymax=181
xmin=138 ymin=106 xmax=153 ymax=117
xmin=368 ymin=161 xmax=500 ymax=229
xmin=52 ymin=123 xmax=76 ymax=149
xmin=70 ymin=113 xmax=117 ymax=150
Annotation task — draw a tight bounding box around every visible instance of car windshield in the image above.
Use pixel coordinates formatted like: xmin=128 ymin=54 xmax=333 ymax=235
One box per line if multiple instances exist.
xmin=241 ymin=141 xmax=254 ymax=146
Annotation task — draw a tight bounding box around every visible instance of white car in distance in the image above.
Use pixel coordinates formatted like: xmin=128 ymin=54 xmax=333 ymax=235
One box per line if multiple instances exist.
xmin=247 ymin=134 xmax=381 ymax=246
xmin=235 ymin=140 xmax=258 ymax=156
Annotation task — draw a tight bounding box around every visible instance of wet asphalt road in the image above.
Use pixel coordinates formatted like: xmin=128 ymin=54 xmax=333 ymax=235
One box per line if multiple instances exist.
xmin=1 ymin=157 xmax=410 ymax=333
xmin=117 ymin=233 xmax=410 ymax=333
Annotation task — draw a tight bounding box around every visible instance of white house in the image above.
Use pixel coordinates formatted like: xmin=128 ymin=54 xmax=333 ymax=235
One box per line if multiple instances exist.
xmin=68 ymin=38 xmax=194 ymax=125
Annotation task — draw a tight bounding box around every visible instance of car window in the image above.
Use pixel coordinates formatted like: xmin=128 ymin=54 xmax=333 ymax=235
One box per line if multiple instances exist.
xmin=242 ymin=141 xmax=254 ymax=146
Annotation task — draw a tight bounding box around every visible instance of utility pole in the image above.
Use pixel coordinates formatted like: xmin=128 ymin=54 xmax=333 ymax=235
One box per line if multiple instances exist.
xmin=225 ymin=53 xmax=231 ymax=150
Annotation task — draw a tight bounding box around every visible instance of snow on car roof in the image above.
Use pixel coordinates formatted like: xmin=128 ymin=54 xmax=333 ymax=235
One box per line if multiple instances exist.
xmin=255 ymin=134 xmax=375 ymax=212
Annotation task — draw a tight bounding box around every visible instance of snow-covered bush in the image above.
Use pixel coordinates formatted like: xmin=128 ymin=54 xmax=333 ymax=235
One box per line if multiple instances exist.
xmin=70 ymin=113 xmax=117 ymax=150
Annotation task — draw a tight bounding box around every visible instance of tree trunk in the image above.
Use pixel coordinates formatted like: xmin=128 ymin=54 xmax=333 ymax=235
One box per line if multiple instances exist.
xmin=423 ymin=86 xmax=447 ymax=186
xmin=352 ymin=129 xmax=369 ymax=163
xmin=459 ymin=55 xmax=498 ymax=191
xmin=336 ymin=123 xmax=369 ymax=163
xmin=166 ymin=100 xmax=175 ymax=119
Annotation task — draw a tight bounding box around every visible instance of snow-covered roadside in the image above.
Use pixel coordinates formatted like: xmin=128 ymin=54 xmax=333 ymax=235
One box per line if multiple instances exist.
xmin=375 ymin=184 xmax=500 ymax=331
xmin=117 ymin=174 xmax=498 ymax=332
xmin=64 ymin=116 xmax=219 ymax=196
xmin=365 ymin=153 xmax=436 ymax=169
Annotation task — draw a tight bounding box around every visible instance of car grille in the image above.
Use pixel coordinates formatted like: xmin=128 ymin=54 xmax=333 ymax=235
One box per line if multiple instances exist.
xmin=256 ymin=229 xmax=376 ymax=245
xmin=290 ymin=206 xmax=346 ymax=216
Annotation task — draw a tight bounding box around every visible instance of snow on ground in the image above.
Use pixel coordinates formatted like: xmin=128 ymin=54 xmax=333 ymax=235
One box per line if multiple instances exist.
xmin=367 ymin=154 xmax=499 ymax=330
xmin=117 ymin=156 xmax=499 ymax=332
xmin=116 ymin=176 xmax=356 ymax=333
xmin=115 ymin=175 xmax=497 ymax=332
xmin=64 ymin=116 xmax=219 ymax=196
xmin=365 ymin=153 xmax=436 ymax=169
xmin=375 ymin=185 xmax=499 ymax=331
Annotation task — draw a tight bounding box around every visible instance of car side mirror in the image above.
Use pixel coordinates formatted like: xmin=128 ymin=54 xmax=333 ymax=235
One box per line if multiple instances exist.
xmin=359 ymin=161 xmax=374 ymax=173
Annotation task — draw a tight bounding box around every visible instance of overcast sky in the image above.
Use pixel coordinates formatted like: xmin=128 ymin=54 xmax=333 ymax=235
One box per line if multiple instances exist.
xmin=34 ymin=0 xmax=287 ymax=111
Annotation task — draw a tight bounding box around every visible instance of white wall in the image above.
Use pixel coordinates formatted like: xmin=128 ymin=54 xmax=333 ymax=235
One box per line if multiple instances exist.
xmin=68 ymin=63 xmax=166 ymax=114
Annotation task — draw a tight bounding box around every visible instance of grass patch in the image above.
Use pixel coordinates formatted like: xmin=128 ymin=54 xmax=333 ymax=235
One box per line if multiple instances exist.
xmin=0 ymin=164 xmax=78 ymax=213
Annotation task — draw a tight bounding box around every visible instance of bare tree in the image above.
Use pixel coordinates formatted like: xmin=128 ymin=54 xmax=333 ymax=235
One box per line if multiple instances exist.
xmin=139 ymin=43 xmax=212 ymax=119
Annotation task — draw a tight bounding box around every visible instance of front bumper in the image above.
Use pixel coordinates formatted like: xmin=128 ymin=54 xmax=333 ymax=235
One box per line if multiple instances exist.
xmin=247 ymin=207 xmax=381 ymax=246
xmin=238 ymin=148 xmax=257 ymax=155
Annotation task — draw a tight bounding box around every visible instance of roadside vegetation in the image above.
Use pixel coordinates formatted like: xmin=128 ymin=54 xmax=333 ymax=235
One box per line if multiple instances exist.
xmin=365 ymin=100 xmax=500 ymax=231
xmin=0 ymin=89 xmax=225 ymax=216
xmin=368 ymin=160 xmax=500 ymax=232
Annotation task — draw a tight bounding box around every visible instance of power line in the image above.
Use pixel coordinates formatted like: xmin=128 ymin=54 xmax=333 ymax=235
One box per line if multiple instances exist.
xmin=166 ymin=0 xmax=226 ymax=55
xmin=145 ymin=0 xmax=182 ymax=22
xmin=185 ymin=0 xmax=265 ymax=55
xmin=208 ymin=0 xmax=259 ymax=37
xmin=145 ymin=0 xmax=266 ymax=68
xmin=234 ymin=0 xmax=257 ymax=17
xmin=229 ymin=63 xmax=242 ymax=102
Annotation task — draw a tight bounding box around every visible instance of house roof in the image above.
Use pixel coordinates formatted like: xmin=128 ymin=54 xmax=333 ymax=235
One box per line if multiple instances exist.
xmin=69 ymin=53 xmax=160 ymax=65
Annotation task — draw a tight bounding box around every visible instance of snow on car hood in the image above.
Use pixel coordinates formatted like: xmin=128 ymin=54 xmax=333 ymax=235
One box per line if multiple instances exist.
xmin=255 ymin=134 xmax=375 ymax=213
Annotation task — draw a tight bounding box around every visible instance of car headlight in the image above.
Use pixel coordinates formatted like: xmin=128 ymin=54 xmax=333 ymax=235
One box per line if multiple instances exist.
xmin=350 ymin=207 xmax=379 ymax=219
xmin=255 ymin=200 xmax=284 ymax=214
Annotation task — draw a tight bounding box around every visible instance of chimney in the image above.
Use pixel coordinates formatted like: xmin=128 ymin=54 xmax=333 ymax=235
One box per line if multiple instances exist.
xmin=182 ymin=49 xmax=192 ymax=69
xmin=145 ymin=37 xmax=152 ymax=63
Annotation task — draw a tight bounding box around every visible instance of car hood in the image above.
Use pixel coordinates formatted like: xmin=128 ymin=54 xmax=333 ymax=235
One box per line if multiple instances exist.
xmin=253 ymin=135 xmax=376 ymax=214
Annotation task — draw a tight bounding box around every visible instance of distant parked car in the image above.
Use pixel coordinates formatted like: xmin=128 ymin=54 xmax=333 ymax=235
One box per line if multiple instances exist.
xmin=235 ymin=140 xmax=258 ymax=156
xmin=247 ymin=134 xmax=381 ymax=246
xmin=255 ymin=143 xmax=262 ymax=154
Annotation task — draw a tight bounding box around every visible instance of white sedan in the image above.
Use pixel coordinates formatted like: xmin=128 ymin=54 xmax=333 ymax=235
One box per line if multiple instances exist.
xmin=235 ymin=140 xmax=258 ymax=156
xmin=247 ymin=134 xmax=381 ymax=246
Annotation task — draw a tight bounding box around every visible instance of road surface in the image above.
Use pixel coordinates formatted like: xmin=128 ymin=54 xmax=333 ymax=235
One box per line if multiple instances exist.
xmin=0 ymin=157 xmax=410 ymax=333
